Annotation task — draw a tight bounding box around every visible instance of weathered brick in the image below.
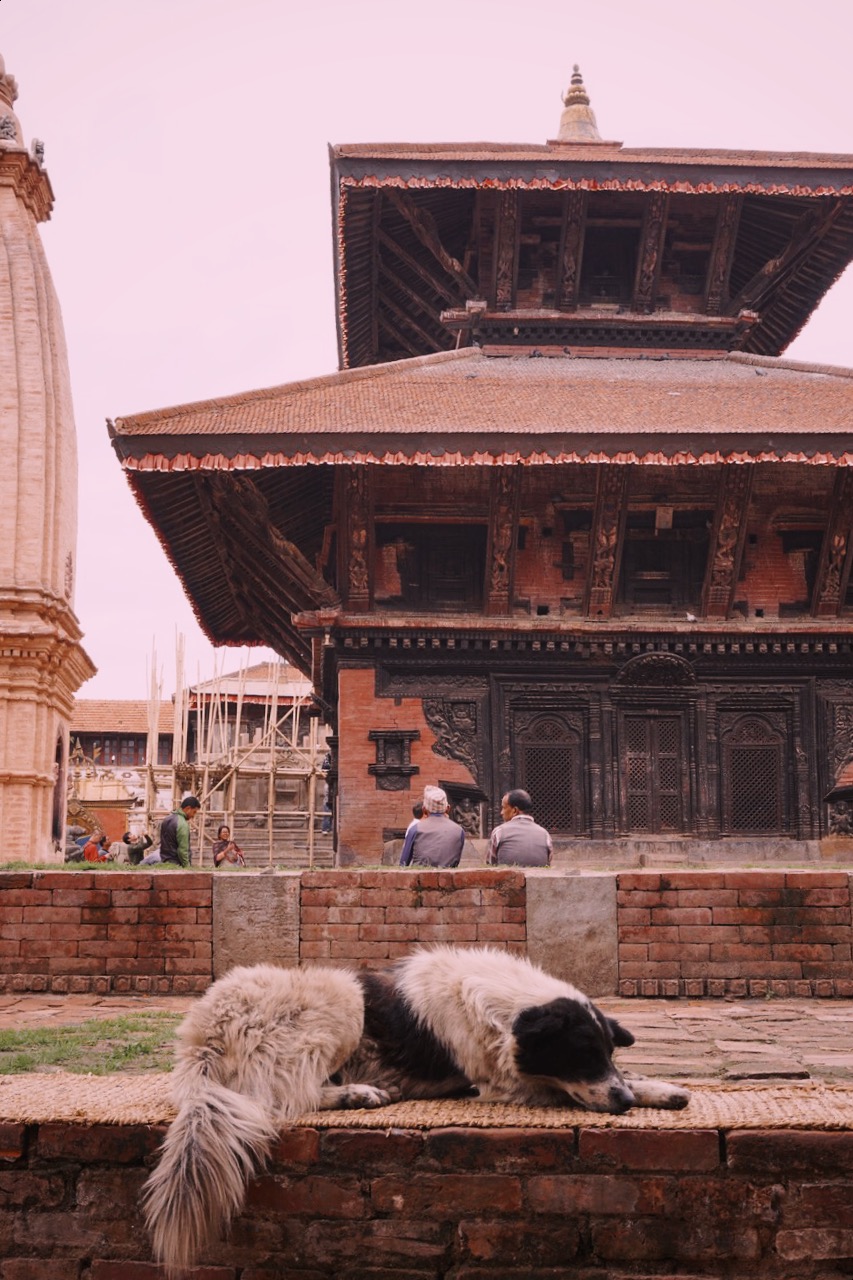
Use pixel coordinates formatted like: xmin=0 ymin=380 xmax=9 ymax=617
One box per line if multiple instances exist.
xmin=371 ymin=1173 xmax=522 ymax=1215
xmin=579 ymin=1130 xmax=719 ymax=1171
xmin=247 ymin=1174 xmax=367 ymax=1218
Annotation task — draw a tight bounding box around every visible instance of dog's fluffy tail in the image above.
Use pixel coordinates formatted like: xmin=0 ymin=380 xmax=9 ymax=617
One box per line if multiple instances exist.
xmin=142 ymin=1079 xmax=278 ymax=1275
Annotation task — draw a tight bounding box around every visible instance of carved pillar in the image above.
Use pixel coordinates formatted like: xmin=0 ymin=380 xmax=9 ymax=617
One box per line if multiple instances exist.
xmin=557 ymin=189 xmax=587 ymax=311
xmin=494 ymin=190 xmax=518 ymax=311
xmin=812 ymin=468 xmax=853 ymax=617
xmin=702 ymin=464 xmax=754 ymax=619
xmin=632 ymin=191 xmax=669 ymax=313
xmin=486 ymin=467 xmax=520 ymax=615
xmin=339 ymin=466 xmax=372 ymax=612
xmin=585 ymin=466 xmax=629 ymax=618
xmin=705 ymin=194 xmax=742 ymax=315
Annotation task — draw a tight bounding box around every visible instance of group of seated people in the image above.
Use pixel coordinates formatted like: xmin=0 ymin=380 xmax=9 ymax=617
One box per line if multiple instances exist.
xmin=399 ymin=785 xmax=551 ymax=869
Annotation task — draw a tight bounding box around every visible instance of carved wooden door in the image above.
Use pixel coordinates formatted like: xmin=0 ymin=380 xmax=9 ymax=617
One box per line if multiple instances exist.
xmin=620 ymin=713 xmax=688 ymax=834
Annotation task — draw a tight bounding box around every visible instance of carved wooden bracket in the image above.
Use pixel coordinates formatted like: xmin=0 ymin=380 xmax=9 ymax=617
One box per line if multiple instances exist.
xmin=585 ymin=466 xmax=629 ymax=618
xmin=494 ymin=190 xmax=519 ymax=311
xmin=486 ymin=468 xmax=520 ymax=615
xmin=705 ymin=194 xmax=742 ymax=315
xmin=339 ymin=466 xmax=372 ymax=612
xmin=702 ymin=464 xmax=754 ymax=618
xmin=557 ymin=189 xmax=587 ymax=311
xmin=812 ymin=468 xmax=853 ymax=617
xmin=632 ymin=191 xmax=669 ymax=313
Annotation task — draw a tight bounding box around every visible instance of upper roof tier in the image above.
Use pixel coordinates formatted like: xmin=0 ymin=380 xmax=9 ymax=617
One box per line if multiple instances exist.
xmin=330 ymin=72 xmax=853 ymax=369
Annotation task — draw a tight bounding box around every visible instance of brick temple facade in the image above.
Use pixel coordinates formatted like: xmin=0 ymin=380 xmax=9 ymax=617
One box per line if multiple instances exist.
xmin=110 ymin=71 xmax=853 ymax=863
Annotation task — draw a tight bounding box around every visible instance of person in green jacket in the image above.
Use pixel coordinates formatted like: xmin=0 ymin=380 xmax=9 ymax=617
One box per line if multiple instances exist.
xmin=142 ymin=796 xmax=200 ymax=867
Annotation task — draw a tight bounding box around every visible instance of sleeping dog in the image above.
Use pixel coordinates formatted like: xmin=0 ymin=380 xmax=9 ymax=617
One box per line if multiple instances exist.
xmin=143 ymin=945 xmax=689 ymax=1273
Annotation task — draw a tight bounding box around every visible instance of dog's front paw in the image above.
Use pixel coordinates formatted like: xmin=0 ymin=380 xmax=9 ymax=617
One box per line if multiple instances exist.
xmin=338 ymin=1084 xmax=393 ymax=1110
xmin=658 ymin=1086 xmax=690 ymax=1110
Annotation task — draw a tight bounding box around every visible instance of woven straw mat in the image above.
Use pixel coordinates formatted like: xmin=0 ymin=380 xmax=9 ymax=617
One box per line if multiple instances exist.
xmin=0 ymin=1074 xmax=852 ymax=1130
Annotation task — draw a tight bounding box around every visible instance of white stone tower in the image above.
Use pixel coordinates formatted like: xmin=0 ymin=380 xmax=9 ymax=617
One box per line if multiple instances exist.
xmin=0 ymin=55 xmax=95 ymax=862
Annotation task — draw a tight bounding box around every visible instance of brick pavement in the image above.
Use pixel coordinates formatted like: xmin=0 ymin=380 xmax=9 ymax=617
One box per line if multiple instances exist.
xmin=1 ymin=990 xmax=852 ymax=1086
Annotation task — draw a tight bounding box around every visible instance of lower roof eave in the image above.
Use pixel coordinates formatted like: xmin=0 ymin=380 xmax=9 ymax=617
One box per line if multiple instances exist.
xmin=118 ymin=436 xmax=853 ymax=470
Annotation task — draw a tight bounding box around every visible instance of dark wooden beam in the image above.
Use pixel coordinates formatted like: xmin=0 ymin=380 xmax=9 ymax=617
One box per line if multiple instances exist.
xmin=704 ymin=194 xmax=742 ymax=315
xmin=385 ymin=190 xmax=478 ymax=299
xmin=377 ymin=227 xmax=459 ymax=305
xmin=701 ymin=464 xmax=754 ymax=619
xmin=369 ymin=191 xmax=381 ymax=363
xmin=485 ymin=468 xmax=521 ymax=615
xmin=812 ymin=469 xmax=853 ymax=617
xmin=726 ymin=199 xmax=845 ymax=315
xmin=584 ymin=466 xmax=629 ymax=618
xmin=632 ymin=191 xmax=669 ymax=313
xmin=224 ymin=475 xmax=340 ymax=611
xmin=381 ymin=290 xmax=445 ymax=352
xmin=378 ymin=308 xmax=437 ymax=358
xmin=556 ymin=189 xmax=587 ymax=311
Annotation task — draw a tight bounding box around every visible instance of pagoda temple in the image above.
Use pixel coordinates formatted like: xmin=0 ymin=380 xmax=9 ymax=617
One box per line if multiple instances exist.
xmin=110 ymin=70 xmax=853 ymax=863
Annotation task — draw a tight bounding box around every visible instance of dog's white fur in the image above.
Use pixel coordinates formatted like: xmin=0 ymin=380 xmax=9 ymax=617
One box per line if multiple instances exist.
xmin=143 ymin=947 xmax=689 ymax=1273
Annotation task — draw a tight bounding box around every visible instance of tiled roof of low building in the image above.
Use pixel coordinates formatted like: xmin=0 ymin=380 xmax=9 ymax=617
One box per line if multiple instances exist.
xmin=111 ymin=350 xmax=853 ymax=467
xmin=71 ymin=700 xmax=175 ymax=735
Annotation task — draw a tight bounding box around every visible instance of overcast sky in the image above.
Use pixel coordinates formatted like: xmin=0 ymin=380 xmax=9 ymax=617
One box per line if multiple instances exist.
xmin=3 ymin=0 xmax=852 ymax=699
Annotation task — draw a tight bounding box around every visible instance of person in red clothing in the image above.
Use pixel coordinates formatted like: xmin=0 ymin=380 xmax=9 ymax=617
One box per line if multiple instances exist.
xmin=82 ymin=832 xmax=111 ymax=862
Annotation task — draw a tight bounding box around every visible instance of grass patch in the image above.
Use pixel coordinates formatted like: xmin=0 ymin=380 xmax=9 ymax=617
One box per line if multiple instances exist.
xmin=0 ymin=1011 xmax=182 ymax=1075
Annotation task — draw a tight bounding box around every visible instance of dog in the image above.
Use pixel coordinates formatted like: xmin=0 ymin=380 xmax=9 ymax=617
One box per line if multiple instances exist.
xmin=143 ymin=946 xmax=689 ymax=1273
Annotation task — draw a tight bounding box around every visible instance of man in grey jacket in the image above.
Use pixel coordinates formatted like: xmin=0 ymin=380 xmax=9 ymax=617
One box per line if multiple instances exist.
xmin=400 ymin=786 xmax=465 ymax=867
xmin=487 ymin=789 xmax=552 ymax=866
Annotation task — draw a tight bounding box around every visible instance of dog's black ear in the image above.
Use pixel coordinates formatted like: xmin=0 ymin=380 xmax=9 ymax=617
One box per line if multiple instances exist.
xmin=607 ymin=1017 xmax=635 ymax=1048
xmin=513 ymin=998 xmax=578 ymax=1045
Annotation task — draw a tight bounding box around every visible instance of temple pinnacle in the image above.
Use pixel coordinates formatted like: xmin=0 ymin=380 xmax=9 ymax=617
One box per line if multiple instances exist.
xmin=557 ymin=65 xmax=602 ymax=143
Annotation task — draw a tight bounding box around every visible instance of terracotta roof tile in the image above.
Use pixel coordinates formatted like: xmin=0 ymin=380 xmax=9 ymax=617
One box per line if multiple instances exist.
xmin=71 ymin=700 xmax=175 ymax=735
xmin=331 ymin=141 xmax=853 ymax=174
xmin=113 ymin=351 xmax=853 ymax=455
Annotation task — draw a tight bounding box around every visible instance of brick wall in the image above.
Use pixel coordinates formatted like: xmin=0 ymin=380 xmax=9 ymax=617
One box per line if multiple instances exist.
xmin=299 ymin=869 xmax=526 ymax=964
xmin=0 ymin=871 xmax=212 ymax=995
xmin=0 ymin=1118 xmax=851 ymax=1276
xmin=336 ymin=666 xmax=477 ymax=864
xmin=1 ymin=867 xmax=851 ymax=997
xmin=618 ymin=871 xmax=853 ymax=998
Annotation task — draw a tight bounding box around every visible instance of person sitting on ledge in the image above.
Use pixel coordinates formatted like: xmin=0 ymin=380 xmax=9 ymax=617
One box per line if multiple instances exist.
xmin=487 ymin=789 xmax=552 ymax=867
xmin=400 ymin=786 xmax=465 ymax=868
xmin=212 ymin=825 xmax=246 ymax=867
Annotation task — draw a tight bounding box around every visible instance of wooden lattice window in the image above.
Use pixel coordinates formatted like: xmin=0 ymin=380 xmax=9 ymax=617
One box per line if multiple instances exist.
xmin=518 ymin=716 xmax=583 ymax=835
xmin=721 ymin=716 xmax=786 ymax=835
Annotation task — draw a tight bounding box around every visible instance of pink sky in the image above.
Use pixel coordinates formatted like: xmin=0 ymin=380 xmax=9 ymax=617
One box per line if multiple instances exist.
xmin=3 ymin=0 xmax=852 ymax=698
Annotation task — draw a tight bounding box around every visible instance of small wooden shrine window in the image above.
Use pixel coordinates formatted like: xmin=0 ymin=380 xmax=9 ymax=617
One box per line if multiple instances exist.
xmin=374 ymin=523 xmax=487 ymax=611
xmin=619 ymin=509 xmax=711 ymax=609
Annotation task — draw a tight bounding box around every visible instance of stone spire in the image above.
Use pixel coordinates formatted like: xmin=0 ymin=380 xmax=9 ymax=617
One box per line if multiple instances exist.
xmin=557 ymin=65 xmax=602 ymax=143
xmin=0 ymin=56 xmax=95 ymax=862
